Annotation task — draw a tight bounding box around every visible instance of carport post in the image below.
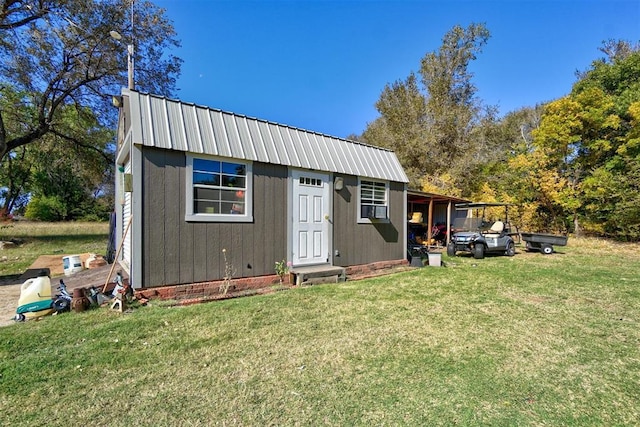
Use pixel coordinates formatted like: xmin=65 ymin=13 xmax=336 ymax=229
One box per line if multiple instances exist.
xmin=427 ymin=198 xmax=434 ymax=245
xmin=446 ymin=201 xmax=452 ymax=244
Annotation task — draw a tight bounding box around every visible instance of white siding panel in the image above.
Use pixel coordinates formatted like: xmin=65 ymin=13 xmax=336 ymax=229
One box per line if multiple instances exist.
xmin=122 ymin=160 xmax=132 ymax=268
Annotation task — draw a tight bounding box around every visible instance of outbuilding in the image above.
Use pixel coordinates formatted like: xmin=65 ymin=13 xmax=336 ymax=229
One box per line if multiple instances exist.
xmin=113 ymin=89 xmax=409 ymax=298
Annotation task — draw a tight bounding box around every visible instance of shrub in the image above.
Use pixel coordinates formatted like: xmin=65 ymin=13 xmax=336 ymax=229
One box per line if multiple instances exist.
xmin=24 ymin=196 xmax=67 ymax=221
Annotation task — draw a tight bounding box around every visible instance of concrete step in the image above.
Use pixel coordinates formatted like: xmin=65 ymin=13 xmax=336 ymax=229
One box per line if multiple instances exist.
xmin=289 ymin=264 xmax=346 ymax=286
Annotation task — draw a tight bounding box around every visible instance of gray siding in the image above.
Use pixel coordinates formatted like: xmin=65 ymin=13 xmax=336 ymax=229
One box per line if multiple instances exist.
xmin=332 ymin=176 xmax=405 ymax=267
xmin=142 ymin=147 xmax=288 ymax=288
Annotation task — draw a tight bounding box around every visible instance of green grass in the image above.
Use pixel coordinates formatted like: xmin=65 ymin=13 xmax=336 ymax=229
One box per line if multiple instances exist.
xmin=0 ymin=221 xmax=109 ymax=276
xmin=1 ymin=238 xmax=639 ymax=426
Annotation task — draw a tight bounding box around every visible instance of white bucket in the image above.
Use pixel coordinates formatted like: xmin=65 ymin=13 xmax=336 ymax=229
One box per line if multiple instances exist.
xmin=63 ymin=255 xmax=83 ymax=276
xmin=427 ymin=252 xmax=442 ymax=267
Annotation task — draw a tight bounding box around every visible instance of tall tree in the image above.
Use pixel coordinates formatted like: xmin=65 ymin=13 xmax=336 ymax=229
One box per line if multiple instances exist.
xmin=419 ymin=23 xmax=491 ymax=168
xmin=368 ymin=73 xmax=427 ymax=186
xmin=505 ymin=43 xmax=640 ymax=238
xmin=0 ymin=0 xmax=182 ymax=160
xmin=362 ymin=23 xmax=493 ymax=192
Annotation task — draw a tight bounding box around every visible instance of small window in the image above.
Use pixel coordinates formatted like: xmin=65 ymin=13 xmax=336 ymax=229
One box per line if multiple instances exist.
xmin=299 ymin=176 xmax=323 ymax=187
xmin=358 ymin=179 xmax=389 ymax=223
xmin=186 ymin=155 xmax=252 ymax=222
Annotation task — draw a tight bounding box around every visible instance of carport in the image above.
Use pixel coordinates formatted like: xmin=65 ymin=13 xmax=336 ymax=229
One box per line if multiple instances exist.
xmin=407 ymin=190 xmax=469 ymax=246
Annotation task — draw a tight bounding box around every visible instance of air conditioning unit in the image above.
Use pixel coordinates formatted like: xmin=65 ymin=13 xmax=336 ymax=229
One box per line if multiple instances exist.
xmin=361 ymin=205 xmax=387 ymax=220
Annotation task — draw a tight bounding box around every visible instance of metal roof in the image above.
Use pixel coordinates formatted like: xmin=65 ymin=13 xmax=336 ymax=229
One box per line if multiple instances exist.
xmin=124 ymin=89 xmax=409 ymax=183
xmin=455 ymin=202 xmax=512 ymax=210
xmin=408 ymin=190 xmax=469 ymax=204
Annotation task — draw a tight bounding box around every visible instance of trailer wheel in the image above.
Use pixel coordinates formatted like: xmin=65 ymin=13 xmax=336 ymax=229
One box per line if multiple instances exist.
xmin=525 ymin=241 xmax=532 ymax=252
xmin=541 ymin=244 xmax=554 ymax=255
xmin=506 ymin=241 xmax=516 ymax=257
xmin=14 ymin=313 xmax=25 ymax=322
xmin=447 ymin=243 xmax=456 ymax=257
xmin=473 ymin=244 xmax=485 ymax=259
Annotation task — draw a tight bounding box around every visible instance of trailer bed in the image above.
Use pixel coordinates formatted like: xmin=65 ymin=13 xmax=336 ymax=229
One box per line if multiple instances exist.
xmin=520 ymin=232 xmax=568 ymax=254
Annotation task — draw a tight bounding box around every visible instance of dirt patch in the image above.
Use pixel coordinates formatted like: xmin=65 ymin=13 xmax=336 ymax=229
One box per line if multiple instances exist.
xmin=0 ymin=260 xmax=126 ymax=328
xmin=26 ymin=253 xmax=94 ymax=278
xmin=0 ymin=283 xmax=22 ymax=327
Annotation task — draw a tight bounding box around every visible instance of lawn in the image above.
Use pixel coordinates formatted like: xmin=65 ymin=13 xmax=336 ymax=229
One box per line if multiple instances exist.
xmin=0 ymin=237 xmax=638 ymax=426
xmin=0 ymin=221 xmax=109 ymax=277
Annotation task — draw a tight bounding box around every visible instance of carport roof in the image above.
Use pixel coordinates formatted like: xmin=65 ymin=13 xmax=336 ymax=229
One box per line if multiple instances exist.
xmin=407 ymin=190 xmax=469 ymax=204
xmin=123 ymin=89 xmax=409 ymax=183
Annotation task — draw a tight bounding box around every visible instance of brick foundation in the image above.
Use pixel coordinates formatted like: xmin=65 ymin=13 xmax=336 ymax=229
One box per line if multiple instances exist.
xmin=134 ymin=259 xmax=409 ymax=306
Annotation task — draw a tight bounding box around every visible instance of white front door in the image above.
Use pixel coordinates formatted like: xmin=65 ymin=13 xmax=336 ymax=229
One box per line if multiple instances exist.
xmin=292 ymin=170 xmax=330 ymax=266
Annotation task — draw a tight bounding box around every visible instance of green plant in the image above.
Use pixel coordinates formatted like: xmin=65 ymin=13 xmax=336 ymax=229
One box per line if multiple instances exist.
xmin=24 ymin=195 xmax=67 ymax=221
xmin=274 ymin=259 xmax=291 ymax=284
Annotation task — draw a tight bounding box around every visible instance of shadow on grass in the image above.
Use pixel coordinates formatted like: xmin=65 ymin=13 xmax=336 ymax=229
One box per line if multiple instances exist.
xmin=9 ymin=235 xmax=108 ymax=245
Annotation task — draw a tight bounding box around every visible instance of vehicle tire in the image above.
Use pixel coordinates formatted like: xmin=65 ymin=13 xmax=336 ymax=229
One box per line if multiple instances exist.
xmin=525 ymin=241 xmax=532 ymax=252
xmin=473 ymin=244 xmax=485 ymax=259
xmin=447 ymin=243 xmax=456 ymax=257
xmin=541 ymin=244 xmax=554 ymax=255
xmin=14 ymin=313 xmax=25 ymax=322
xmin=506 ymin=241 xmax=516 ymax=257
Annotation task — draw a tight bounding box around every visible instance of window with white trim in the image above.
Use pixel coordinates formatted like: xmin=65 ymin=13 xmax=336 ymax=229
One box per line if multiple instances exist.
xmin=186 ymin=155 xmax=253 ymax=222
xmin=358 ymin=179 xmax=389 ymax=222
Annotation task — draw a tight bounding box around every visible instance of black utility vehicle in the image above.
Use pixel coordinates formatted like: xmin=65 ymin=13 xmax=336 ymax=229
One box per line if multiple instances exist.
xmin=447 ymin=202 xmax=517 ymax=259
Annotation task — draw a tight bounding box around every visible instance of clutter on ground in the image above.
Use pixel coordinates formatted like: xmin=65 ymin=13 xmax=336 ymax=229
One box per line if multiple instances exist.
xmin=9 ymin=253 xmax=142 ymax=323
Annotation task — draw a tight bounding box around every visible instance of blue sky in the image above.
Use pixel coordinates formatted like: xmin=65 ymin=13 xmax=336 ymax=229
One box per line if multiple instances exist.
xmin=153 ymin=0 xmax=640 ymax=139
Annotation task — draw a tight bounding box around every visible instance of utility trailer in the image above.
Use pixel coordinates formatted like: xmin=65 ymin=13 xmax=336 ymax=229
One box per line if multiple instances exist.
xmin=520 ymin=232 xmax=568 ymax=255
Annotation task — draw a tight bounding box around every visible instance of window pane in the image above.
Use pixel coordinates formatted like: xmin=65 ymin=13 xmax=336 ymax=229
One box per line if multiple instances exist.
xmin=194 ymin=172 xmax=220 ymax=186
xmin=230 ymin=202 xmax=244 ymax=214
xmin=222 ymin=162 xmax=246 ymax=175
xmin=221 ymin=201 xmax=245 ymax=214
xmin=222 ymin=175 xmax=246 ymax=188
xmin=195 ymin=200 xmax=219 ymax=214
xmin=194 ymin=187 xmax=220 ymax=201
xmin=220 ymin=189 xmax=237 ymax=202
xmin=193 ymin=159 xmax=220 ymax=173
xmin=372 ymin=192 xmax=386 ymax=202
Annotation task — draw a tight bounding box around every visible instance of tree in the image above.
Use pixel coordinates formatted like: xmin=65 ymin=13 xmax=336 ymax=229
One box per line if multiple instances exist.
xmin=419 ymin=23 xmax=491 ymax=167
xmin=0 ymin=100 xmax=115 ymax=220
xmin=362 ymin=23 xmax=493 ymax=193
xmin=499 ymin=43 xmax=640 ymax=238
xmin=27 ymin=105 xmax=115 ymax=220
xmin=0 ymin=0 xmax=182 ymax=161
xmin=366 ymin=73 xmax=427 ymax=186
